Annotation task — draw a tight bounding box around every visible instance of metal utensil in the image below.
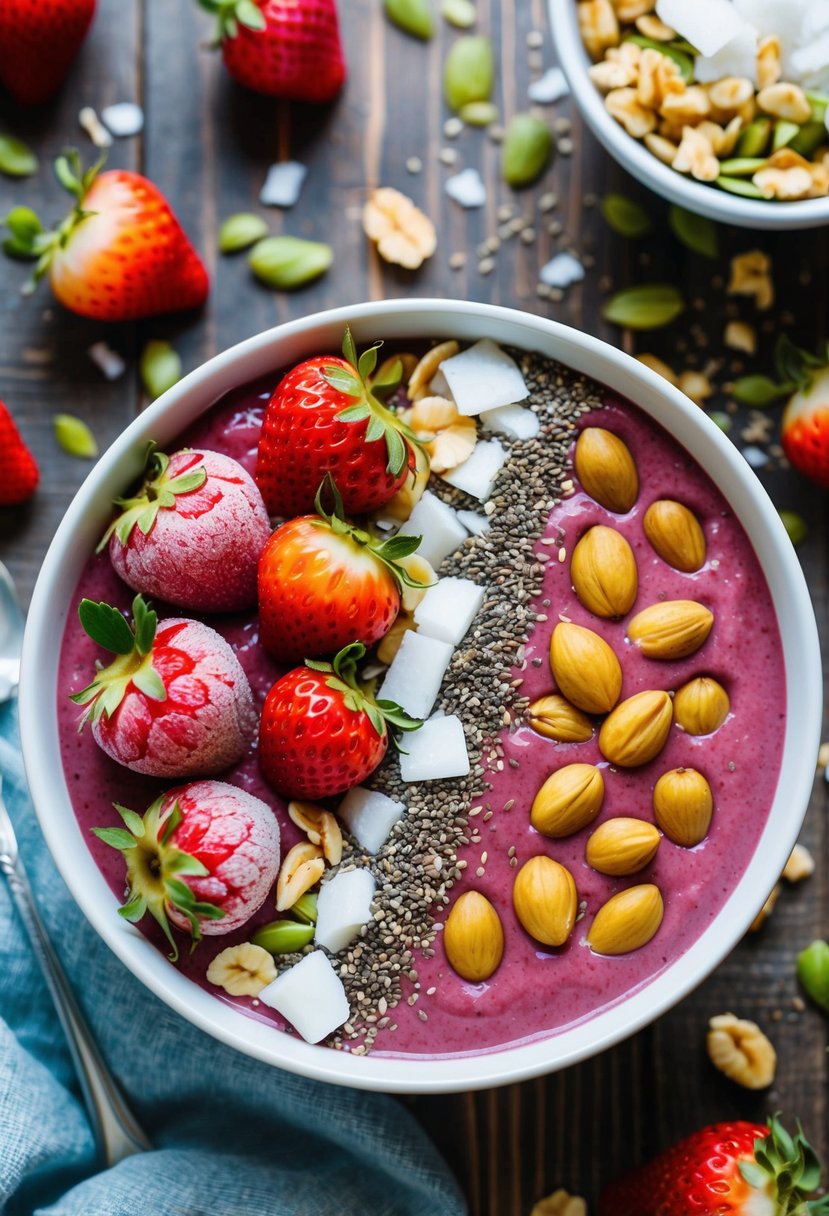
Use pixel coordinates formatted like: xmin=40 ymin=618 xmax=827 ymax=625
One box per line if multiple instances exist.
xmin=0 ymin=560 xmax=151 ymax=1165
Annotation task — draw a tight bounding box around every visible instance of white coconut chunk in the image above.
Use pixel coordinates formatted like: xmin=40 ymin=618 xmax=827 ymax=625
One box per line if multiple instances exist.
xmin=694 ymin=25 xmax=760 ymax=84
xmin=540 ymin=252 xmax=584 ymax=290
xmin=528 ymin=67 xmax=570 ymax=104
xmin=397 ymin=490 xmax=468 ymax=567
xmin=337 ymin=786 xmax=406 ymax=854
xmin=88 ymin=341 xmax=126 ymax=381
xmin=480 ymin=403 xmax=540 ymax=440
xmin=314 ymin=869 xmax=376 ymax=955
xmin=445 ymin=168 xmax=487 ymax=208
xmin=258 ymin=951 xmax=349 ymax=1044
xmin=457 ymin=508 xmax=490 ymax=536
xmin=377 ymin=630 xmax=453 ymax=718
xmin=441 ymin=339 xmax=529 ymax=416
xmin=429 ymin=369 xmax=452 ymax=398
xmin=442 ymin=439 xmax=507 ymax=501
xmin=742 ymin=445 xmax=769 ymax=469
xmin=414 ymin=577 xmax=485 ymax=645
xmin=656 ymin=0 xmax=747 ymax=58
xmin=259 ymin=161 xmax=307 ymax=207
xmin=399 ymin=714 xmax=470 ymax=782
xmin=790 ymin=32 xmax=829 ymax=90
xmin=101 ymin=102 xmax=144 ymax=137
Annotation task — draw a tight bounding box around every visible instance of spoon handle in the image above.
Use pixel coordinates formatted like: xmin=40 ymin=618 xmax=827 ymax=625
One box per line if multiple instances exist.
xmin=0 ymin=843 xmax=152 ymax=1165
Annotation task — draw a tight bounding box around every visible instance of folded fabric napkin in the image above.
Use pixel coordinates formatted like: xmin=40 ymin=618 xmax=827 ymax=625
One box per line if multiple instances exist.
xmin=0 ymin=702 xmax=466 ymax=1216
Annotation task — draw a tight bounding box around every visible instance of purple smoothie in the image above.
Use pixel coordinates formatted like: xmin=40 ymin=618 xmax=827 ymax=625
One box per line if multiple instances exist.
xmin=57 ymin=373 xmax=785 ymax=1059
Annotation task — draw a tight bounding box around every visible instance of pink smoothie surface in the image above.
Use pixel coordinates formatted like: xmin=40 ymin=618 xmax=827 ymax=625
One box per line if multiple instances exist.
xmin=57 ymin=376 xmax=785 ymax=1060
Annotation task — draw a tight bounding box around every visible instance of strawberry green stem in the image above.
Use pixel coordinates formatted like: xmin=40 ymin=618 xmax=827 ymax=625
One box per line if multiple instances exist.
xmin=740 ymin=1116 xmax=829 ymax=1215
xmin=313 ymin=474 xmax=428 ymax=591
xmin=195 ymin=0 xmax=267 ymax=45
xmin=98 ymin=445 xmax=207 ymax=552
xmin=305 ymin=642 xmax=421 ymax=743
xmin=70 ymin=594 xmax=166 ymax=725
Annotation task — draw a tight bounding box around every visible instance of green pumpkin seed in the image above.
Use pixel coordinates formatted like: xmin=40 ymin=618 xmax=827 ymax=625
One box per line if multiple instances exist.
xmin=291 ymin=892 xmax=319 ymax=925
xmin=807 ymin=91 xmax=829 ymax=123
xmin=789 ymin=122 xmax=825 ymax=158
xmin=716 ymin=175 xmax=765 ymax=200
xmin=731 ymin=374 xmax=792 ymax=407
xmin=623 ymin=34 xmax=693 ymax=80
xmin=140 ymin=340 xmax=182 ymax=401
xmin=735 ymin=118 xmax=771 ymax=159
xmin=502 ymin=113 xmax=552 ymax=188
xmin=442 ymin=0 xmax=475 ymax=27
xmin=717 ymin=157 xmax=768 ymax=177
xmin=252 ymin=920 xmax=315 ymax=954
xmin=796 ymin=940 xmax=829 ymax=1012
xmin=384 ymin=0 xmax=434 ymax=40
xmin=249 ymin=236 xmax=333 ymax=290
xmin=708 ymin=411 xmax=732 ymax=433
xmin=602 ymin=283 xmax=684 ymax=330
xmin=778 ymin=509 xmax=808 ymax=547
xmin=218 ymin=212 xmax=269 ymax=253
xmin=772 ymin=119 xmax=799 ymax=151
xmin=0 ymin=135 xmax=38 ymax=178
xmin=459 ymin=100 xmax=498 ymax=126
xmin=444 ymin=36 xmax=494 ymax=112
xmin=53 ymin=414 xmax=98 ymax=459
xmin=668 ymin=205 xmax=718 ymax=259
xmin=600 ymin=193 xmax=652 ymax=238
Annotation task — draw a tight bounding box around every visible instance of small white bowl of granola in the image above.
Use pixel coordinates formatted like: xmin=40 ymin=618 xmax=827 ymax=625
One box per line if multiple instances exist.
xmin=549 ymin=0 xmax=829 ymax=229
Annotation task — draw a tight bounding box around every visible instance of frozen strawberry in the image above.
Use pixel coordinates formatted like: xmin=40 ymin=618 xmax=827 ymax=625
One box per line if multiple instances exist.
xmin=258 ymin=476 xmax=424 ymax=663
xmin=5 ymin=151 xmax=208 ymax=322
xmin=71 ymin=595 xmax=256 ymax=778
xmin=255 ymin=327 xmax=418 ymax=519
xmin=0 ymin=400 xmax=39 ymax=506
xmin=200 ymin=0 xmax=346 ymax=103
xmin=0 ymin=0 xmax=96 ymax=106
xmin=102 ymin=447 xmax=271 ymax=612
xmin=93 ymin=780 xmax=281 ymax=960
xmin=259 ymin=641 xmax=420 ymax=799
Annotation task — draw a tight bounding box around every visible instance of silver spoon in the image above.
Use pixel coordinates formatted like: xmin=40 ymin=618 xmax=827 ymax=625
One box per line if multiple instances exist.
xmin=0 ymin=559 xmax=151 ymax=1166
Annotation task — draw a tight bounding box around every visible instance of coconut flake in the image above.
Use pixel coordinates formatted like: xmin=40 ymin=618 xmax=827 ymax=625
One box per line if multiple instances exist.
xmin=694 ymin=24 xmax=760 ymax=84
xmin=101 ymin=102 xmax=144 ymax=137
xmin=399 ymin=713 xmax=470 ymax=782
xmin=88 ymin=341 xmax=126 ymax=381
xmin=656 ymin=0 xmax=747 ymax=58
xmin=259 ymin=161 xmax=307 ymax=208
xmin=457 ymin=508 xmax=491 ymax=536
xmin=539 ymin=252 xmax=585 ymax=290
xmin=441 ymin=339 xmax=529 ymax=416
xmin=258 ymin=951 xmax=349 ymax=1043
xmin=441 ymin=439 xmax=508 ymax=500
xmin=528 ymin=67 xmax=570 ymax=104
xmin=444 ymin=168 xmax=487 ymax=208
xmin=480 ymin=403 xmax=541 ymax=440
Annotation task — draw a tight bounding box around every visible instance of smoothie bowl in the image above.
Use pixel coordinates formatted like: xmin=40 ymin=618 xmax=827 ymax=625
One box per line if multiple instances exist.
xmin=20 ymin=300 xmax=820 ymax=1093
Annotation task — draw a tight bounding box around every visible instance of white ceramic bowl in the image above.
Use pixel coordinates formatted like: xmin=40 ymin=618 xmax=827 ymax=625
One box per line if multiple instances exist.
xmin=20 ymin=299 xmax=821 ymax=1093
xmin=548 ymin=0 xmax=829 ymax=230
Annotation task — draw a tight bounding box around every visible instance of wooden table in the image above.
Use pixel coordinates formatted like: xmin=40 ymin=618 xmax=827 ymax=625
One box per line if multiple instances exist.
xmin=1 ymin=1 xmax=826 ymax=1210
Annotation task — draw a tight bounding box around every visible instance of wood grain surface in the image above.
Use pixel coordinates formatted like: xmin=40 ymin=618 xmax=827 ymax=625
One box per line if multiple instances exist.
xmin=0 ymin=1 xmax=826 ymax=1211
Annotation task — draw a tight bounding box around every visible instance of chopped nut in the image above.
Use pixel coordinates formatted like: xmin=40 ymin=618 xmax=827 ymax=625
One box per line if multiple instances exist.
xmin=782 ymin=843 xmax=815 ymax=883
xmin=407 ymin=340 xmax=460 ymax=398
xmin=637 ymin=47 xmax=683 ymax=110
xmin=637 ymin=352 xmax=677 ymax=384
xmin=727 ymin=250 xmax=774 ymax=312
xmin=756 ymin=35 xmax=781 ymax=91
xmin=611 ymin=0 xmax=654 ymax=19
xmin=707 ymin=1013 xmax=776 ymax=1089
xmin=757 ymin=81 xmax=811 ymax=124
xmin=605 ymin=87 xmax=657 ymax=139
xmin=531 ymin=1189 xmax=588 ymax=1216
xmin=428 ymin=417 xmax=477 ymax=474
xmin=749 ymin=883 xmax=780 ymax=931
xmin=753 ymin=164 xmax=813 ymax=201
xmin=707 ymin=76 xmax=754 ymax=115
xmin=577 ymin=0 xmax=620 ymax=60
xmin=606 ymin=40 xmax=641 ymax=72
xmin=660 ymin=87 xmax=711 ymax=126
xmin=589 ymin=59 xmax=636 ymax=91
xmin=677 ymin=370 xmax=714 ymax=404
xmin=206 ymin=942 xmax=277 ymax=997
xmin=644 ymin=131 xmax=679 ymax=164
xmin=672 ymin=125 xmax=719 ymax=182
xmin=635 ymin=12 xmax=675 ymax=40
xmin=697 ymin=117 xmax=742 ymax=157
xmin=407 ymin=394 xmax=460 ymax=435
xmin=808 ymin=162 xmax=829 ymax=198
xmin=276 ymin=841 xmax=325 ymax=911
xmin=362 ymin=187 xmax=437 ymax=270
xmin=817 ymin=741 xmax=829 ymax=770
xmin=288 ymin=800 xmax=343 ymax=865
xmin=724 ymin=321 xmax=757 ymax=354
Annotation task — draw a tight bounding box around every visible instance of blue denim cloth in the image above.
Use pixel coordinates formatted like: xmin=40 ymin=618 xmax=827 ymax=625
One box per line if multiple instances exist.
xmin=0 ymin=703 xmax=466 ymax=1216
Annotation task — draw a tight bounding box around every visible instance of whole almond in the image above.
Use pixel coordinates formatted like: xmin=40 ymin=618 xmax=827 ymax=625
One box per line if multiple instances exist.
xmin=570 ymin=525 xmax=638 ymax=619
xmin=512 ymin=856 xmax=578 ymax=947
xmin=598 ymin=689 xmax=673 ymax=767
xmin=531 ymin=763 xmax=605 ymax=837
xmin=643 ymin=499 xmax=706 ymax=572
xmin=574 ymin=427 xmax=639 ymax=513
xmin=443 ymin=890 xmax=504 ymax=982
xmin=673 ymin=676 xmax=730 ymax=735
xmin=653 ymin=767 xmax=713 ymax=846
xmin=527 ymin=694 xmax=594 ymax=743
xmin=586 ymin=817 xmax=661 ymax=876
xmin=587 ymin=883 xmax=664 ymax=955
xmin=628 ymin=599 xmax=713 ymax=660
xmin=550 ymin=621 xmax=622 ymax=715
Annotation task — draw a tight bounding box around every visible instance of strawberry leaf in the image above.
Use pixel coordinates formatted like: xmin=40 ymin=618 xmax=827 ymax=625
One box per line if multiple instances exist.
xmin=118 ymin=893 xmax=147 ymax=922
xmin=365 ymin=414 xmax=386 ymax=443
xmin=358 ymin=343 xmax=381 ymax=381
xmin=132 ymin=595 xmax=157 ymax=656
xmin=164 ymin=468 xmax=206 ymax=495
xmin=165 ymin=852 xmax=209 ymax=878
xmin=160 ymin=801 xmax=182 ymax=845
xmin=336 ymin=403 xmax=371 ymax=423
xmin=166 ymin=876 xmax=197 ymax=907
xmin=370 ymin=358 xmax=402 ymax=399
xmin=325 ymin=366 xmax=363 ymax=396
xmin=731 ymin=375 xmax=794 ymax=408
xmin=740 ymin=1161 xmax=768 ymax=1188
xmin=235 ymin=0 xmax=266 ymax=29
xmin=91 ymin=827 xmax=138 ymax=851
xmin=113 ymin=803 xmax=145 ymax=836
xmin=376 ymin=534 xmax=422 ymax=561
xmin=69 ymin=681 xmax=102 ymax=706
xmin=78 ymin=599 xmax=136 ymax=654
xmin=384 ymin=425 xmax=407 ymax=475
xmin=191 ymin=901 xmax=225 ymax=920
xmin=132 ymin=665 xmax=166 ymax=701
xmin=342 ymin=326 xmax=359 ymax=369
xmin=375 ymin=700 xmax=422 ymax=731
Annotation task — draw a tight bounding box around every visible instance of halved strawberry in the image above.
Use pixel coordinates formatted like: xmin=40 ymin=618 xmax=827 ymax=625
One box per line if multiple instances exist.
xmin=258 ymin=475 xmax=425 ymax=664
xmin=258 ymin=641 xmax=420 ymax=798
xmin=255 ymin=327 xmax=418 ymax=518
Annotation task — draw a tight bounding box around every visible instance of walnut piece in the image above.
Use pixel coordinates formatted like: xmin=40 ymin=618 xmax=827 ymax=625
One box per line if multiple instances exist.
xmin=672 ymin=126 xmax=719 ymax=182
xmin=363 ymin=187 xmax=437 ymax=270
xmin=757 ymin=82 xmax=812 ymax=124
xmin=605 ymin=87 xmax=657 ymax=138
xmin=707 ymin=1013 xmax=777 ymax=1089
xmin=578 ymin=0 xmax=620 ymax=60
xmin=728 ymin=250 xmax=774 ymax=311
xmin=288 ymin=801 xmax=343 ymax=865
xmin=635 ymin=13 xmax=675 ymax=40
xmin=275 ymin=841 xmax=325 ymax=912
xmin=677 ymin=370 xmax=714 ymax=404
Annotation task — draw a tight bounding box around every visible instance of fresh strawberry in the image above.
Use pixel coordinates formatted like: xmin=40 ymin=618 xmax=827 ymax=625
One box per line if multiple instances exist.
xmin=0 ymin=0 xmax=96 ymax=106
xmin=600 ymin=1115 xmax=829 ymax=1216
xmin=199 ymin=0 xmax=346 ymax=103
xmin=0 ymin=400 xmax=39 ymax=506
xmin=255 ymin=327 xmax=418 ymax=519
xmin=258 ymin=476 xmax=424 ymax=664
xmin=781 ymin=366 xmax=829 ymax=489
xmin=259 ymin=641 xmax=419 ymax=798
xmin=93 ymin=780 xmax=281 ymax=960
xmin=103 ymin=446 xmax=270 ymax=612
xmin=71 ymin=594 xmax=256 ymax=777
xmin=4 ymin=152 xmax=208 ymax=322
